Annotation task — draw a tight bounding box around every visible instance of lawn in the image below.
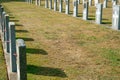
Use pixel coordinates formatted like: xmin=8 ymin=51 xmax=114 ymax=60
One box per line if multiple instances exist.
xmin=1 ymin=0 xmax=120 ymax=80
xmin=0 ymin=41 xmax=7 ymax=80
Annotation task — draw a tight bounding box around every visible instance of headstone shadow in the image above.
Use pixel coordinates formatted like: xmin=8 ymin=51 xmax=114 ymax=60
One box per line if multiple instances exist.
xmin=27 ymin=65 xmax=67 ymax=78
xmin=102 ymin=21 xmax=112 ymax=24
xmin=16 ymin=30 xmax=28 ymax=33
xmin=15 ymin=24 xmax=23 ymax=26
xmin=26 ymin=48 xmax=48 ymax=55
xmin=16 ymin=37 xmax=34 ymax=41
xmin=10 ymin=19 xmax=19 ymax=22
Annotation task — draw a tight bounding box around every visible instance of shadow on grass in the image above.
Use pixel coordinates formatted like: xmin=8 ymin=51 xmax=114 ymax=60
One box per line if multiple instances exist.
xmin=88 ymin=17 xmax=95 ymax=20
xmin=1 ymin=0 xmax=24 ymax=3
xmin=15 ymin=24 xmax=23 ymax=26
xmin=102 ymin=21 xmax=112 ymax=24
xmin=16 ymin=30 xmax=28 ymax=33
xmin=26 ymin=48 xmax=48 ymax=55
xmin=16 ymin=37 xmax=34 ymax=41
xmin=10 ymin=19 xmax=19 ymax=22
xmin=27 ymin=65 xmax=67 ymax=78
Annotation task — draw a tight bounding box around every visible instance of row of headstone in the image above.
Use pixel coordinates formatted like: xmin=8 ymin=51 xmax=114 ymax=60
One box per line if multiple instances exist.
xmin=26 ymin=0 xmax=120 ymax=30
xmin=26 ymin=0 xmax=33 ymax=4
xmin=0 ymin=5 xmax=27 ymax=80
xmin=36 ymin=0 xmax=41 ymax=6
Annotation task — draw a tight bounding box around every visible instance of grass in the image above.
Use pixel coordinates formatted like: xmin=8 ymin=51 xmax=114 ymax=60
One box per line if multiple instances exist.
xmin=0 ymin=41 xmax=7 ymax=80
xmin=1 ymin=0 xmax=120 ymax=80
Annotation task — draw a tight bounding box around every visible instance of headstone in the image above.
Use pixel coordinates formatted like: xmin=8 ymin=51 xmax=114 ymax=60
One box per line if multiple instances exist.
xmin=65 ymin=0 xmax=69 ymax=14
xmin=2 ymin=12 xmax=6 ymax=46
xmin=73 ymin=0 xmax=78 ymax=17
xmin=35 ymin=0 xmax=38 ymax=5
xmin=16 ymin=39 xmax=27 ymax=80
xmin=4 ymin=14 xmax=10 ymax=53
xmin=82 ymin=0 xmax=84 ymax=5
xmin=95 ymin=0 xmax=99 ymax=6
xmin=49 ymin=0 xmax=52 ymax=9
xmin=45 ymin=0 xmax=49 ymax=8
xmin=59 ymin=0 xmax=63 ymax=12
xmin=112 ymin=5 xmax=120 ymax=30
xmin=2 ymin=12 xmax=6 ymax=33
xmin=30 ymin=0 xmax=33 ymax=4
xmin=103 ymin=0 xmax=107 ymax=8
xmin=89 ymin=0 xmax=92 ymax=6
xmin=95 ymin=3 xmax=103 ymax=24
xmin=54 ymin=0 xmax=57 ymax=11
xmin=0 ymin=7 xmax=4 ymax=31
xmin=113 ymin=0 xmax=117 ymax=6
xmin=9 ymin=22 xmax=17 ymax=72
xmin=83 ymin=2 xmax=88 ymax=20
xmin=78 ymin=0 xmax=80 ymax=4
xmin=39 ymin=0 xmax=41 ymax=6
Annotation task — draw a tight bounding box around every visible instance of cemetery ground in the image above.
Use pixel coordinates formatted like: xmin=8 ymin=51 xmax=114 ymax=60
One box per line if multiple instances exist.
xmin=0 ymin=41 xmax=7 ymax=80
xmin=1 ymin=0 xmax=120 ymax=80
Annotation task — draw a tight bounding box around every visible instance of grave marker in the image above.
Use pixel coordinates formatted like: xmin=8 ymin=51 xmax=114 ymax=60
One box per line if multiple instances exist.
xmin=16 ymin=39 xmax=27 ymax=80
xmin=65 ymin=0 xmax=69 ymax=14
xmin=73 ymin=0 xmax=78 ymax=17
xmin=45 ymin=0 xmax=49 ymax=8
xmin=112 ymin=5 xmax=120 ymax=30
xmin=103 ymin=0 xmax=107 ymax=8
xmin=95 ymin=3 xmax=103 ymax=24
xmin=49 ymin=0 xmax=52 ymax=9
xmin=59 ymin=0 xmax=63 ymax=12
xmin=9 ymin=22 xmax=17 ymax=72
xmin=83 ymin=2 xmax=88 ymax=20
xmin=54 ymin=0 xmax=57 ymax=11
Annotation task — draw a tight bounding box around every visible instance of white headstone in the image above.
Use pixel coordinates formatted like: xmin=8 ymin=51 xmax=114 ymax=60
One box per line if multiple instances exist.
xmin=95 ymin=3 xmax=103 ymax=24
xmin=112 ymin=5 xmax=120 ymax=30
xmin=83 ymin=2 xmax=89 ymax=20
xmin=73 ymin=0 xmax=78 ymax=17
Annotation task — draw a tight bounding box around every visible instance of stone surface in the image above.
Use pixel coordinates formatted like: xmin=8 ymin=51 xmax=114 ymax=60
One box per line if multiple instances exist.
xmin=45 ymin=0 xmax=49 ymax=8
xmin=5 ymin=14 xmax=10 ymax=53
xmin=83 ymin=1 xmax=88 ymax=20
xmin=95 ymin=3 xmax=103 ymax=24
xmin=112 ymin=5 xmax=120 ymax=30
xmin=59 ymin=0 xmax=63 ymax=12
xmin=54 ymin=0 xmax=57 ymax=11
xmin=95 ymin=0 xmax=99 ymax=6
xmin=49 ymin=0 xmax=52 ymax=9
xmin=65 ymin=0 xmax=69 ymax=14
xmin=73 ymin=0 xmax=78 ymax=17
xmin=16 ymin=39 xmax=27 ymax=80
xmin=103 ymin=0 xmax=107 ymax=8
xmin=9 ymin=22 xmax=17 ymax=72
xmin=89 ymin=0 xmax=92 ymax=6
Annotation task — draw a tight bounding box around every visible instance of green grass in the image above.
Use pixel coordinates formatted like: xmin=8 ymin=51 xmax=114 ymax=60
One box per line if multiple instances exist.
xmin=0 ymin=42 xmax=7 ymax=80
xmin=1 ymin=0 xmax=120 ymax=80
